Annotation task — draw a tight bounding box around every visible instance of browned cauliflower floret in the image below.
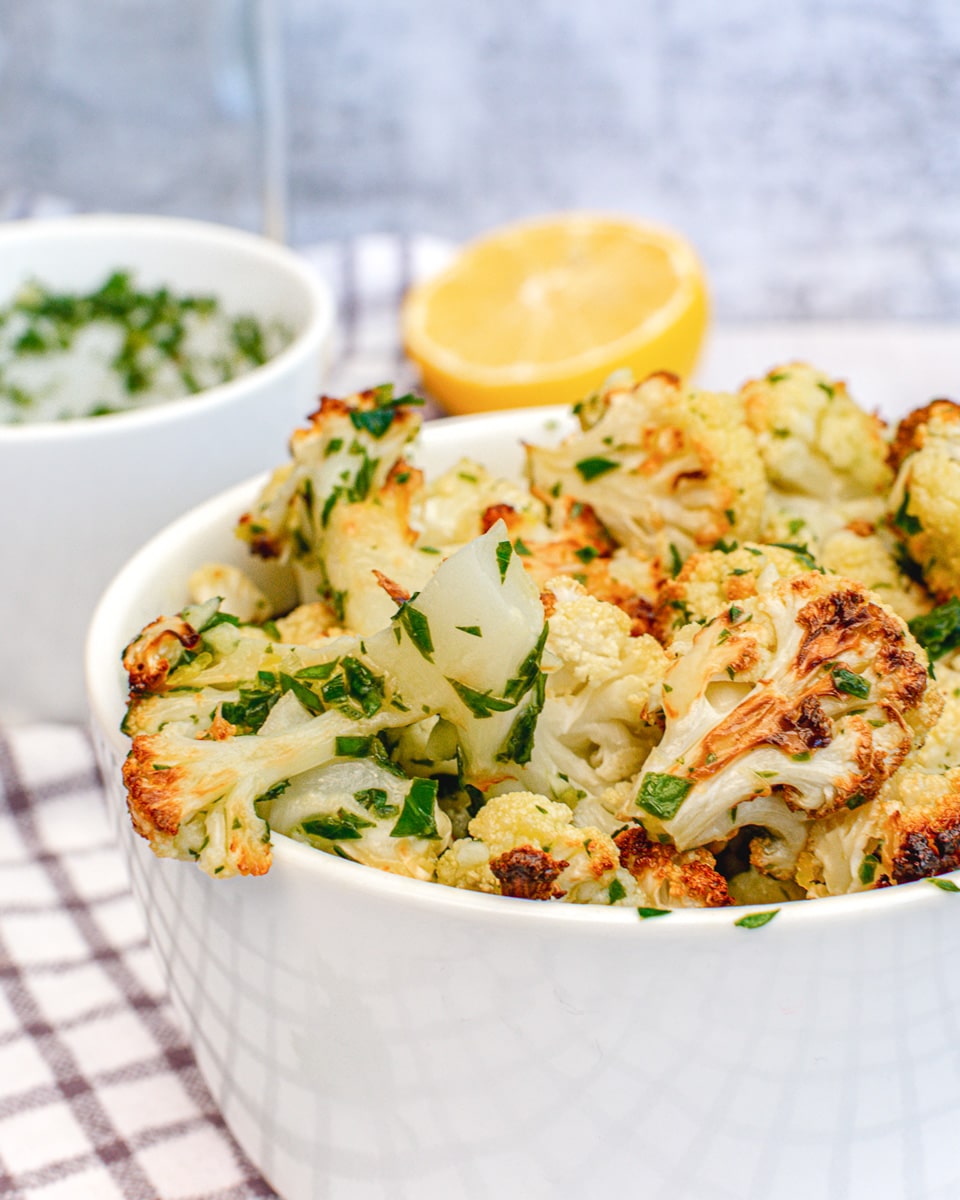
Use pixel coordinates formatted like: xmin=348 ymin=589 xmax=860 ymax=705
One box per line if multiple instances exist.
xmin=656 ymin=540 xmax=813 ymax=641
xmin=817 ymin=525 xmax=932 ymax=624
xmin=614 ymin=824 xmax=732 ymax=908
xmin=436 ymin=792 xmax=628 ymax=903
xmin=617 ymin=573 xmax=940 ymax=877
xmin=120 ymin=526 xmax=548 ymax=880
xmin=798 ymin=671 xmax=960 ymax=896
xmin=482 ymin=495 xmax=659 ymax=636
xmin=886 ymin=398 xmax=960 ymax=602
xmin=518 ymin=577 xmax=668 ymax=805
xmin=525 ymin=371 xmax=767 ymax=568
xmin=236 ymin=386 xmax=426 ymax=631
xmin=741 ymin=361 xmax=892 ymax=500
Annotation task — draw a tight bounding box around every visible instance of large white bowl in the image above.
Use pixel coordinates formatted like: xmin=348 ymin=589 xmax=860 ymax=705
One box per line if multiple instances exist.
xmin=86 ymin=407 xmax=960 ymax=1200
xmin=1 ymin=214 xmax=334 ymax=723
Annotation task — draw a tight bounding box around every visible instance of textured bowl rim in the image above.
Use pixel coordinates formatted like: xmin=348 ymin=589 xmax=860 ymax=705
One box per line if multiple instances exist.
xmin=85 ymin=405 xmax=960 ymax=933
xmin=0 ymin=213 xmax=334 ymax=441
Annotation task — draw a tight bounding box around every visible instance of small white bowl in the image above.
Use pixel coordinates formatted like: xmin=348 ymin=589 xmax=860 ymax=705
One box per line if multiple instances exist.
xmin=86 ymin=407 xmax=960 ymax=1200
xmin=0 ymin=213 xmax=334 ymax=722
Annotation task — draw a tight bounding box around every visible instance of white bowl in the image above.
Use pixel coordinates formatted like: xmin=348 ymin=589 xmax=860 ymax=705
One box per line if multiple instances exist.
xmin=0 ymin=214 xmax=334 ymax=723
xmin=87 ymin=408 xmax=960 ymax=1200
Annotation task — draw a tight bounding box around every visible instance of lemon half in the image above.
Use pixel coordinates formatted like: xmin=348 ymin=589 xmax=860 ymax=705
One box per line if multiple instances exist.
xmin=401 ymin=212 xmax=709 ymax=414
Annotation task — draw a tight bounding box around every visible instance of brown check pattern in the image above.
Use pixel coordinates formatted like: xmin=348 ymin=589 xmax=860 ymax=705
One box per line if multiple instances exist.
xmin=0 ymin=233 xmax=453 ymax=1198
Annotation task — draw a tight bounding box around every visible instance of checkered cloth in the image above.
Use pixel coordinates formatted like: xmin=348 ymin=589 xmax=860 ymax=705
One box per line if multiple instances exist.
xmin=0 ymin=233 xmax=452 ymax=1200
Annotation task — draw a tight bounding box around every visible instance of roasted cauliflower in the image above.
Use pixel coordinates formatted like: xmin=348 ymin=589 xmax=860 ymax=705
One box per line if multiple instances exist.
xmin=526 ymin=371 xmax=767 ymax=568
xmin=742 ymin=361 xmax=892 ymax=500
xmin=118 ymin=371 xmax=960 ymax=907
xmin=886 ymin=399 xmax=960 ymax=602
xmin=618 ymin=573 xmax=939 ymax=876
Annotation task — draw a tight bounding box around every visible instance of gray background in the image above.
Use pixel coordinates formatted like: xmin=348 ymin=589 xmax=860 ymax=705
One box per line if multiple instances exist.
xmin=2 ymin=0 xmax=959 ymax=321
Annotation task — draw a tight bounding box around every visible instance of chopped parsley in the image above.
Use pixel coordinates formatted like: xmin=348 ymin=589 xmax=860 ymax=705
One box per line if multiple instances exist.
xmin=892 ymin=491 xmax=923 ymax=536
xmin=831 ymin=667 xmax=870 ymax=699
xmin=574 ymin=456 xmax=619 ymax=482
xmin=301 ymin=809 xmax=374 ymax=841
xmin=909 ymin=598 xmax=960 ymax=662
xmin=390 ymin=777 xmax=440 ymax=839
xmin=636 ymin=773 xmax=693 ymax=820
xmin=734 ymin=909 xmax=779 ymax=929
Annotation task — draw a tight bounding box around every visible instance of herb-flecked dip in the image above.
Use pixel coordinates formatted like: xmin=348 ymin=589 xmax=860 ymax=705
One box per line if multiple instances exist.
xmin=0 ymin=270 xmax=291 ymax=422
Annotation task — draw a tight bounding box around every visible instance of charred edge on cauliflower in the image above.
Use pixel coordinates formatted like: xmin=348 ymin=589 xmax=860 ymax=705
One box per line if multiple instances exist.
xmin=122 ymin=614 xmax=202 ymax=694
xmin=482 ymin=498 xmax=657 ymax=636
xmin=662 ymin=581 xmax=930 ymax=813
xmin=614 ymin=825 xmax=732 ymax=907
xmin=888 ymin=795 xmax=960 ymax=885
xmin=887 ymin=399 xmax=960 ymax=472
xmin=489 ymin=845 xmax=569 ymax=900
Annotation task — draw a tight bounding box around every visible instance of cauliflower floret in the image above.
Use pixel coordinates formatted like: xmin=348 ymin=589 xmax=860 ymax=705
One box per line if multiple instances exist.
xmin=614 ymin=824 xmax=732 ymax=908
xmin=273 ymin=602 xmax=345 ymax=645
xmin=525 ymin=372 xmax=767 ymax=566
xmin=370 ymin=522 xmax=548 ymax=789
xmin=321 ymin=462 xmax=439 ymax=632
xmin=122 ymin=696 xmax=414 ymax=878
xmin=818 ymin=526 xmax=932 ymax=623
xmin=517 ymin=577 xmax=667 ymax=804
xmin=413 ymin=458 xmax=547 ymax=547
xmin=798 ymin=674 xmax=960 ymax=896
xmin=741 ymin=361 xmax=892 ymax=500
xmin=236 ymin=386 xmax=424 ymax=624
xmin=481 ymin=495 xmax=660 ymax=636
xmin=267 ymin=756 xmax=451 ymax=880
xmin=656 ymin=541 xmax=813 ymax=641
xmin=886 ymin=399 xmax=960 ymax=602
xmin=121 ymin=525 xmax=549 ymax=878
xmin=617 ymin=572 xmax=939 ymax=866
xmin=436 ymin=792 xmax=624 ymax=903
xmin=187 ymin=563 xmax=272 ymax=624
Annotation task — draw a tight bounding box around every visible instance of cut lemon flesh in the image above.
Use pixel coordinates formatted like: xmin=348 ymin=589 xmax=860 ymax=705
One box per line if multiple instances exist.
xmin=402 ymin=213 xmax=709 ymax=414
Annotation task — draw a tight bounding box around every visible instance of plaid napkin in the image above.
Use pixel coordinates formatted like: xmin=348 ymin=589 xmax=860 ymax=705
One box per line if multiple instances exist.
xmin=0 ymin=233 xmax=451 ymax=1200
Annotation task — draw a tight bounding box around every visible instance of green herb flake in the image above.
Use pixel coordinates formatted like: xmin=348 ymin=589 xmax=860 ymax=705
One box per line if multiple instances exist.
xmin=335 ymin=734 xmax=375 ymax=757
xmin=637 ymin=906 xmax=671 ymax=919
xmin=349 ymin=407 xmax=396 ymax=438
xmin=397 ymin=602 xmax=435 ymax=661
xmin=456 ymin=625 xmax=483 ymax=637
xmin=513 ymin=538 xmax=533 ymax=557
xmin=769 ymin=542 xmax=820 ymax=570
xmin=929 ymin=877 xmax=960 ymax=893
xmin=668 ymin=543 xmax=683 ymax=578
xmin=832 ymin=667 xmax=870 ymax=699
xmin=495 ymin=539 xmax=513 ymax=581
xmin=734 ymin=909 xmax=779 ymax=929
xmin=607 ymin=877 xmax=627 ymax=904
xmin=301 ymin=809 xmax=375 ymax=841
xmin=447 ymin=678 xmax=516 ymax=718
xmin=636 ymin=773 xmax=693 ymax=820
xmin=893 ymin=491 xmax=923 ymax=536
xmin=575 ymin=456 xmax=619 ymax=482
xmin=390 ymin=777 xmax=440 ymax=839
xmin=858 ymin=854 xmax=880 ymax=886
xmin=354 ymin=788 xmax=399 ymax=818
xmin=279 ymin=672 xmax=325 ymax=715
xmin=909 ymin=597 xmax=960 ymax=663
